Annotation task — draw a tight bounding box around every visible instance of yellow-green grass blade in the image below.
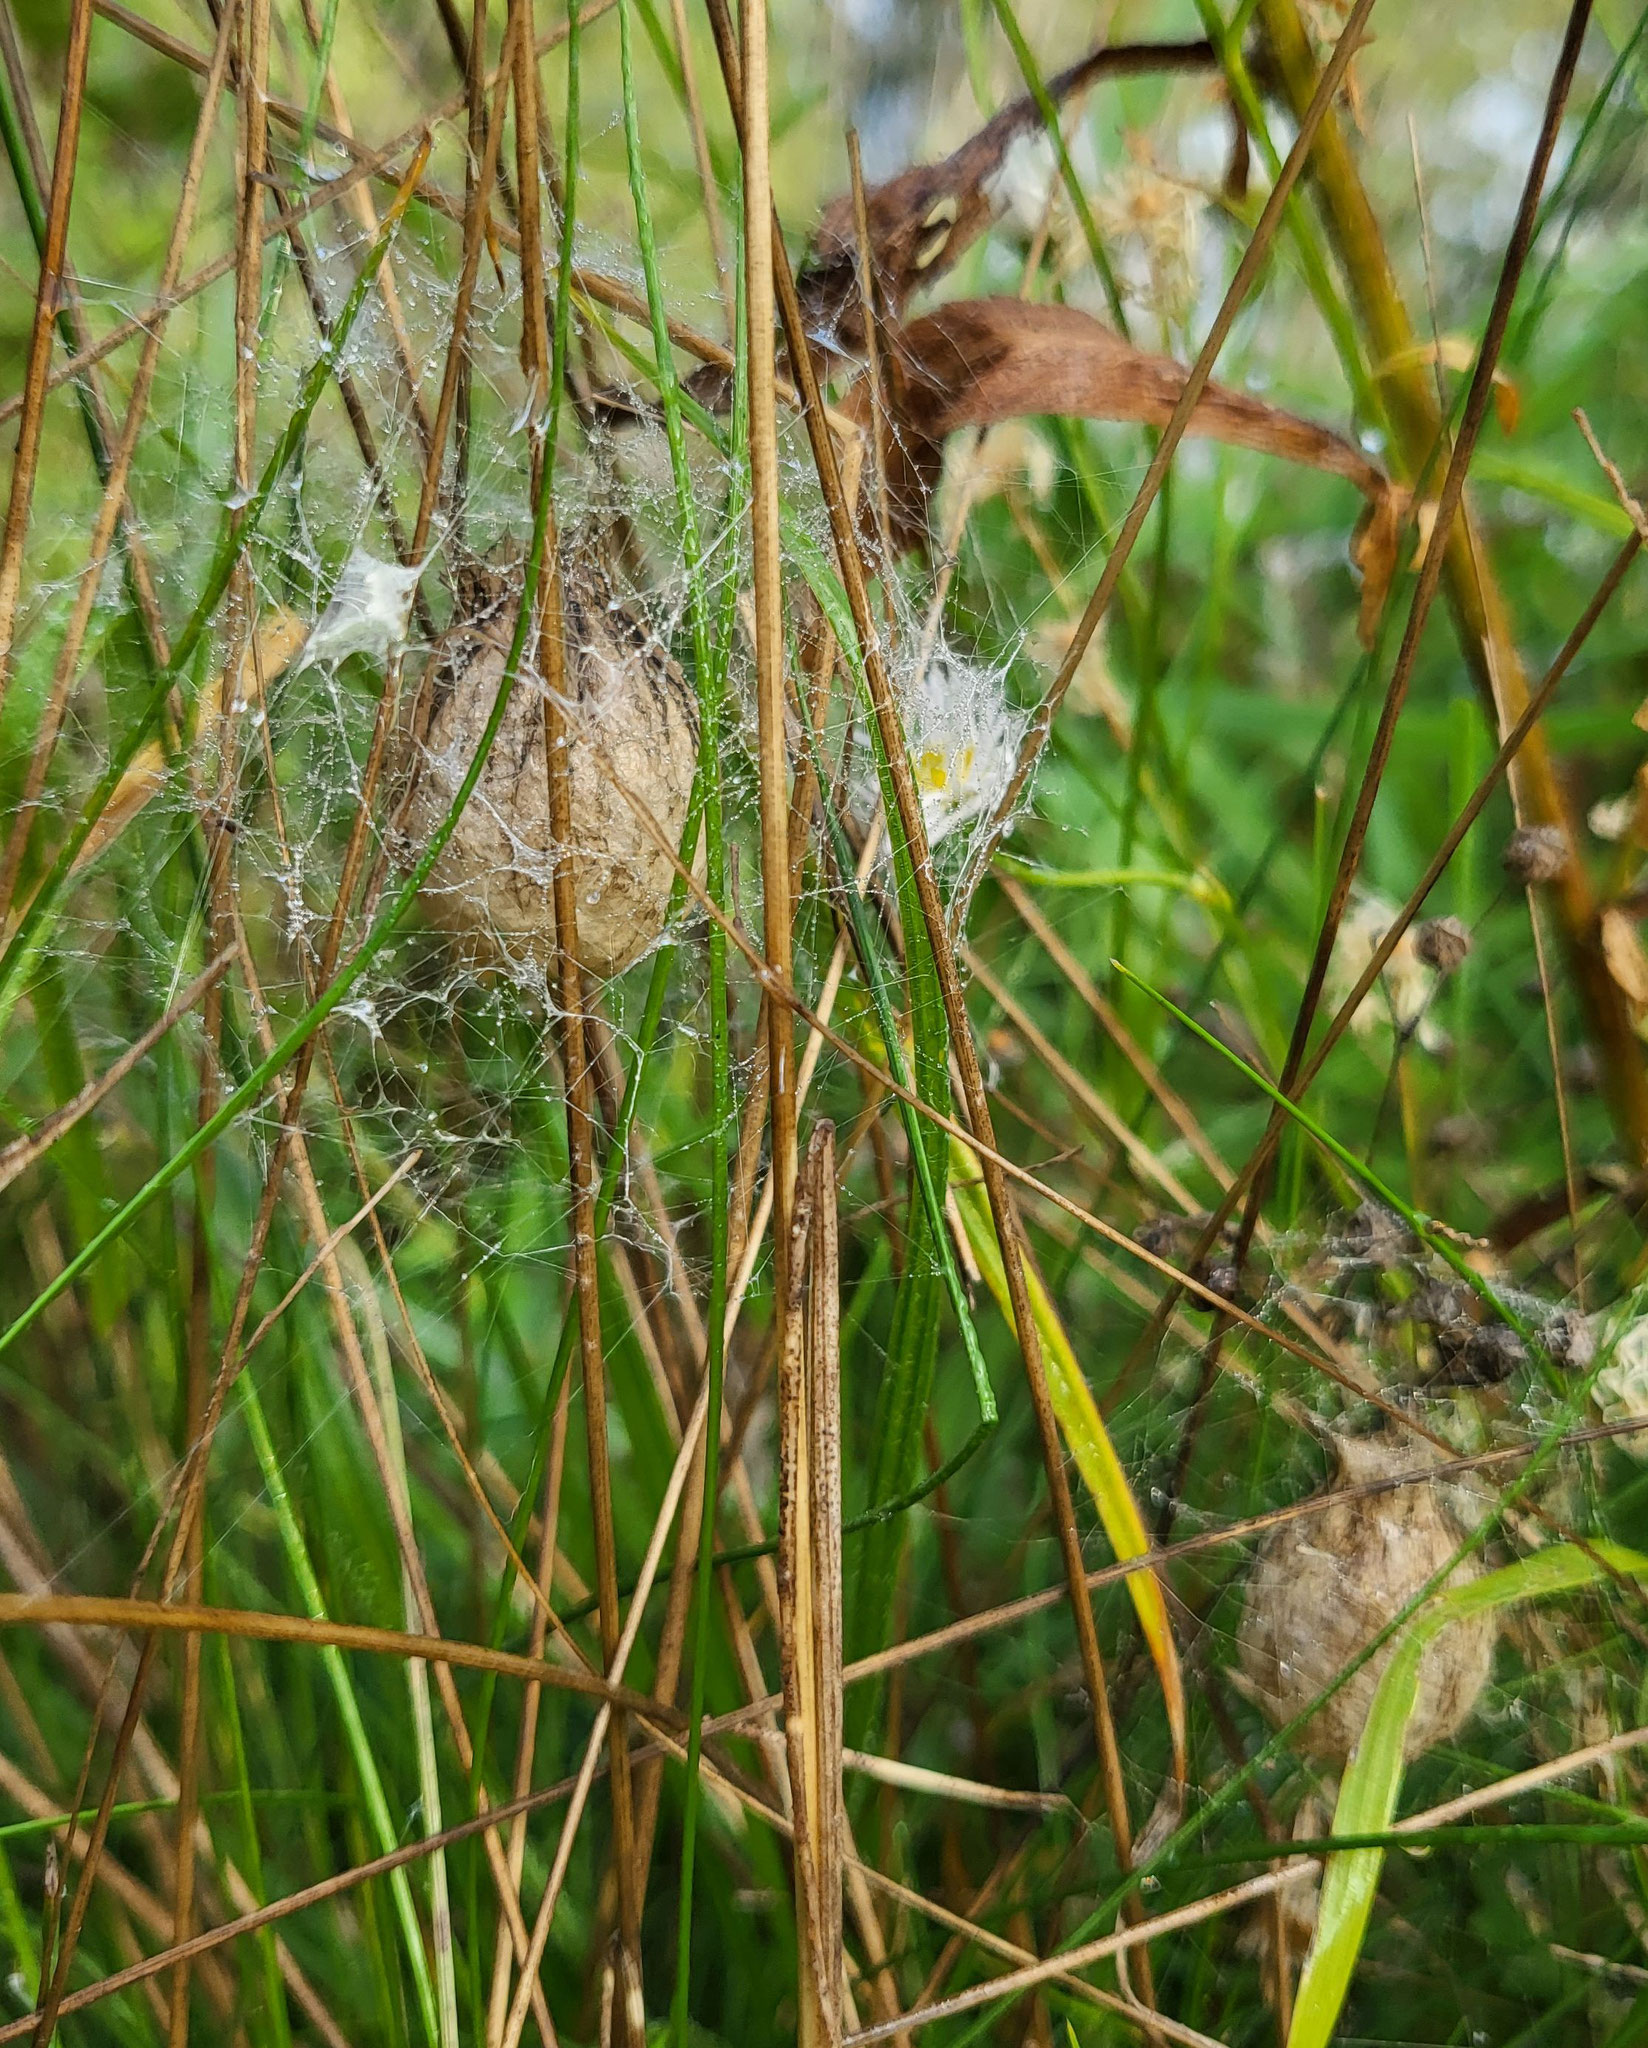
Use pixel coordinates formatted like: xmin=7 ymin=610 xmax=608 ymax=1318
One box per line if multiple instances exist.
xmin=949 ymin=1145 xmax=1187 ymax=1781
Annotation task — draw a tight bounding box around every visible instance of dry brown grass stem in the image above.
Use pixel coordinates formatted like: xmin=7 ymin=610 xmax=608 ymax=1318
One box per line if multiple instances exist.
xmin=781 ymin=1127 xmax=846 ymax=2045
xmin=486 ymin=42 xmax=572 ymax=2042
xmin=1575 ymin=408 xmax=1648 ymax=545
xmin=505 ymin=0 xmax=644 ymax=2026
xmin=0 ymin=0 xmax=219 ymax=909
xmin=3 ymin=0 xmax=744 ymax=439
xmin=0 ymin=1594 xmax=675 ymax=1712
xmin=1239 ymin=0 xmax=1595 ymax=1233
xmin=644 ymin=1731 xmax=1208 ymax=2048
xmin=738 ymin=0 xmax=801 ymax=1351
xmin=992 ymin=876 xmax=1233 ymax=1188
xmin=574 ymin=718 xmax=1444 ymax=1422
xmin=966 ymin=950 xmax=1201 ymax=1211
xmin=1113 ymin=516 xmax=1643 ymax=1464
xmin=236 ymin=1150 xmax=422 ymax=1359
xmin=496 ymin=1374 xmax=717 ymax=2048
xmin=295 ymin=0 xmax=433 ymax=456
xmin=0 ymin=1492 xmax=352 ymax=2045
xmin=684 ymin=1412 xmax=1648 ymax=1734
xmin=245 ymin=720 xmax=580 ymax=1676
xmin=215 ymin=931 xmax=560 ymax=2047
xmin=166 ymin=18 xmax=266 ymax=2030
xmin=727 ymin=607 xmax=844 ymax=1277
xmin=1304 ymin=529 xmax=1642 ymax=1099
xmin=488 ymin=1371 xmax=573 ymax=2045
xmin=0 ymin=0 xmax=169 ymax=664
xmin=22 ymin=119 xmax=452 ymax=2045
xmin=14 ymin=1689 xmax=1644 ymax=2048
xmin=88 ymin=0 xmax=608 ymax=165
xmin=0 ymin=0 xmax=93 ymax=705
xmin=0 ymin=1754 xmax=235 ymax=2026
xmin=842 ymin=1716 xmax=1648 ymax=2044
xmin=846 ymin=130 xmax=897 ymax=602
xmin=844 ymin=1867 xmax=1320 ymax=2044
xmin=0 ymin=1750 xmax=357 ymax=2047
xmin=839 ymin=1750 xmax=1068 ymax=1814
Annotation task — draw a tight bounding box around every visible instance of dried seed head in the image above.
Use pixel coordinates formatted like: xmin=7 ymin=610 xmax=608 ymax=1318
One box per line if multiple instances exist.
xmin=1542 ymin=1309 xmax=1597 ymax=1372
xmin=1235 ymin=1429 xmax=1496 ymax=1764
xmin=1501 ymin=824 xmax=1570 ymax=885
xmin=1415 ymin=916 xmax=1471 ymax=976
xmin=1133 ymin=1212 xmax=1189 ymax=1260
xmin=402 ymin=548 xmax=700 ymax=985
xmin=1453 ymin=1322 xmax=1528 ymax=1385
xmin=1094 ymin=156 xmax=1203 ymax=321
xmin=1339 ymin=1200 xmax=1416 ymax=1269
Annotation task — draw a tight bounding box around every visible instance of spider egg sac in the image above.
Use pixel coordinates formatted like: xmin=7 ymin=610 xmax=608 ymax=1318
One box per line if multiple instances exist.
xmin=1235 ymin=1430 xmax=1495 ymax=1765
xmin=403 ymin=551 xmax=699 ymax=984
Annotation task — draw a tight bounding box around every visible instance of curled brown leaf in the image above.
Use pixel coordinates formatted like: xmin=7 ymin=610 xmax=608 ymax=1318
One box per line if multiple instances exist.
xmin=845 ymin=296 xmax=1402 ymax=640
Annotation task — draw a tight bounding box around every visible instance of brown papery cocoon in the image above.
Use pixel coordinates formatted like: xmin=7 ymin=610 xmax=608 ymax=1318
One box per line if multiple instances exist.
xmin=402 ymin=549 xmax=700 ymax=984
xmin=1235 ymin=1429 xmax=1496 ymax=1765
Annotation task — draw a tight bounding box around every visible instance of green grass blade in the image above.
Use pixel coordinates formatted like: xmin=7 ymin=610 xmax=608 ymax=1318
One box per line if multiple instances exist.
xmin=236 ymin=1369 xmax=441 ymax=2048
xmin=612 ymin=1 xmax=735 ymax=2032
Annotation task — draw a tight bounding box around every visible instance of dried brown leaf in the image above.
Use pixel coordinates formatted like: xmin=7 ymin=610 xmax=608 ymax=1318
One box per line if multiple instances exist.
xmin=852 ymin=297 xmax=1401 ymax=641
xmin=1601 ymin=906 xmax=1648 ymax=1019
xmin=66 ymin=607 xmax=305 ymax=880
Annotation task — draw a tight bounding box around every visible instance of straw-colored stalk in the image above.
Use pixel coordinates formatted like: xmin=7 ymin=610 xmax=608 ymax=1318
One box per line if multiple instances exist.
xmin=781 ymin=1126 xmax=845 ymax=2046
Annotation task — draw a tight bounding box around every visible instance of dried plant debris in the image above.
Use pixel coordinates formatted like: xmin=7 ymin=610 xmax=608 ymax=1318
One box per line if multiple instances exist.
xmin=1235 ymin=1428 xmax=1496 ymax=1764
xmin=785 ymin=39 xmax=1405 ymax=640
xmin=1264 ymin=1197 xmax=1601 ymax=1396
xmin=401 ymin=545 xmax=699 ymax=985
xmin=794 ymin=36 xmax=1218 ymax=359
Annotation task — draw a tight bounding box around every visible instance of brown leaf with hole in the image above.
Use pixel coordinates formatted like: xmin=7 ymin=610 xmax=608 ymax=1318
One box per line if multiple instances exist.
xmin=847 ymin=298 xmax=1402 ymax=643
xmin=1377 ymin=337 xmax=1521 ymax=434
xmin=1601 ymin=906 xmax=1648 ymax=1021
xmin=66 ymin=607 xmax=306 ymax=881
xmin=796 ymin=38 xmax=1217 ymax=360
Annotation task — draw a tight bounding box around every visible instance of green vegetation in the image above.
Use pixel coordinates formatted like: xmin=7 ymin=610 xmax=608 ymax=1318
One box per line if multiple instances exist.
xmin=1 ymin=0 xmax=1647 ymax=2043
